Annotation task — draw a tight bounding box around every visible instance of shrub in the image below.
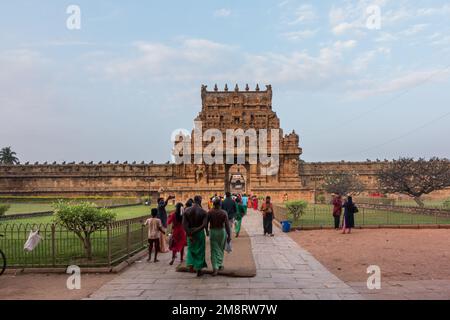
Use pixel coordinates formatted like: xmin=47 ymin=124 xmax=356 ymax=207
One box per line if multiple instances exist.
xmin=54 ymin=201 xmax=116 ymax=260
xmin=0 ymin=204 xmax=10 ymax=216
xmin=444 ymin=199 xmax=450 ymax=210
xmin=316 ymin=194 xmax=326 ymax=204
xmin=285 ymin=200 xmax=308 ymax=222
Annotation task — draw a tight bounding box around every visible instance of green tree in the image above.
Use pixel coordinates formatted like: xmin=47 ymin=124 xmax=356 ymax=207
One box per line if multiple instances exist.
xmin=378 ymin=157 xmax=450 ymax=207
xmin=54 ymin=201 xmax=116 ymax=260
xmin=0 ymin=204 xmax=10 ymax=216
xmin=0 ymin=147 xmax=19 ymax=165
xmin=285 ymin=200 xmax=308 ymax=222
xmin=322 ymin=172 xmax=365 ymax=196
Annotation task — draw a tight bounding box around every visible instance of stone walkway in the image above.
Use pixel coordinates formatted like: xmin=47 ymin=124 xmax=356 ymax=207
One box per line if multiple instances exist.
xmin=89 ymin=209 xmax=363 ymax=300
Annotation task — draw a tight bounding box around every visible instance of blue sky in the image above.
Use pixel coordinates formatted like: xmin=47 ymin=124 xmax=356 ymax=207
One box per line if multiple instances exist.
xmin=1 ymin=0 xmax=449 ymax=163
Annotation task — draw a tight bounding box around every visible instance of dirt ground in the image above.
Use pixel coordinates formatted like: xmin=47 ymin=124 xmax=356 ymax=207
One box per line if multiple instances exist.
xmin=290 ymin=228 xmax=450 ymax=283
xmin=0 ymin=272 xmax=115 ymax=300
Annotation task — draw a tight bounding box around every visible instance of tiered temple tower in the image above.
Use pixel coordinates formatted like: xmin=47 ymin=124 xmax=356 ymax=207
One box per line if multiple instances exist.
xmin=170 ymin=84 xmax=304 ymax=199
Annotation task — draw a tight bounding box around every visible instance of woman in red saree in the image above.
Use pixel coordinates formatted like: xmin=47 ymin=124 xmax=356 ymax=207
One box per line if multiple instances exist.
xmin=167 ymin=202 xmax=187 ymax=265
xmin=252 ymin=196 xmax=258 ymax=210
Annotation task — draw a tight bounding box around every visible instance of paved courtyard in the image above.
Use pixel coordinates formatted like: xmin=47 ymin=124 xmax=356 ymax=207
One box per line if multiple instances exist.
xmin=89 ymin=209 xmax=362 ymax=300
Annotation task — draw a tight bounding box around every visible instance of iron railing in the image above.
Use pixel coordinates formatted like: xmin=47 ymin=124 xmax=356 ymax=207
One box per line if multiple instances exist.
xmin=0 ymin=216 xmax=148 ymax=268
xmin=273 ymin=204 xmax=450 ymax=228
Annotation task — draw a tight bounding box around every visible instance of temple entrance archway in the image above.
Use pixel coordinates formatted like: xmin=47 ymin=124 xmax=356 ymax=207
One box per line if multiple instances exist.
xmin=225 ymin=164 xmax=249 ymax=194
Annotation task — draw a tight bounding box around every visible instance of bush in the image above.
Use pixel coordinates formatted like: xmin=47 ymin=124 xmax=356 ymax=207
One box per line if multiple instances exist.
xmin=285 ymin=200 xmax=308 ymax=222
xmin=54 ymin=201 xmax=116 ymax=260
xmin=444 ymin=199 xmax=450 ymax=210
xmin=316 ymin=194 xmax=326 ymax=204
xmin=0 ymin=204 xmax=10 ymax=216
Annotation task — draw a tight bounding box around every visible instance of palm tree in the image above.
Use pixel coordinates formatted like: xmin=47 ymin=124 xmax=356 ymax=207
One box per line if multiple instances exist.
xmin=0 ymin=147 xmax=19 ymax=165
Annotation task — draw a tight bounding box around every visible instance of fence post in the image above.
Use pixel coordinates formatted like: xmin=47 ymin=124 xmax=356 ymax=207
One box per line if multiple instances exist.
xmin=141 ymin=220 xmax=145 ymax=248
xmin=51 ymin=224 xmax=56 ymax=267
xmin=313 ymin=205 xmax=316 ymax=224
xmin=127 ymin=221 xmax=131 ymax=258
xmin=107 ymin=225 xmax=112 ymax=267
xmin=362 ymin=207 xmax=365 ymax=226
xmin=435 ymin=212 xmax=438 ymax=225
xmin=386 ymin=210 xmax=389 ymax=225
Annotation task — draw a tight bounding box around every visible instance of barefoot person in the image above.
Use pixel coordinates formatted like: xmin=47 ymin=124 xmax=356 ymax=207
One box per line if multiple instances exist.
xmin=332 ymin=194 xmax=343 ymax=230
xmin=157 ymin=195 xmax=175 ymax=253
xmin=182 ymin=195 xmax=208 ymax=277
xmin=208 ymin=198 xmax=231 ymax=276
xmin=221 ymin=192 xmax=237 ymax=230
xmin=168 ymin=202 xmax=187 ymax=265
xmin=260 ymin=196 xmax=274 ymax=237
xmin=234 ymin=197 xmax=246 ymax=238
xmin=342 ymin=196 xmax=358 ymax=234
xmin=144 ymin=208 xmax=166 ymax=263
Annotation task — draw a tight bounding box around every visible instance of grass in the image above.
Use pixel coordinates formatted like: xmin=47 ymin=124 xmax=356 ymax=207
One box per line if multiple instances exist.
xmin=0 ymin=204 xmax=175 ymax=268
xmin=280 ymin=204 xmax=450 ymax=228
xmin=0 ymin=204 xmax=175 ymax=225
xmin=3 ymin=203 xmax=54 ymax=215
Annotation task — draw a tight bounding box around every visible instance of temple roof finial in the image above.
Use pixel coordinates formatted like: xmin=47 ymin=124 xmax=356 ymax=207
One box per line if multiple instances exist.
xmin=256 ymin=84 xmax=260 ymax=91
xmin=235 ymin=84 xmax=239 ymax=91
xmin=224 ymin=84 xmax=228 ymax=91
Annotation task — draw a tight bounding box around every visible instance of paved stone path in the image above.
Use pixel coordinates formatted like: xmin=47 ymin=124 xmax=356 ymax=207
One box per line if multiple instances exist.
xmin=89 ymin=209 xmax=363 ymax=300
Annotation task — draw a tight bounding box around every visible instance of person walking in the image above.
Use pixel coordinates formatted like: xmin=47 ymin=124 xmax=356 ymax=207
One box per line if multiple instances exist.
xmin=342 ymin=196 xmax=358 ymax=234
xmin=144 ymin=208 xmax=166 ymax=263
xmin=332 ymin=194 xmax=343 ymax=230
xmin=208 ymin=198 xmax=231 ymax=276
xmin=182 ymin=196 xmax=208 ymax=277
xmin=252 ymin=196 xmax=259 ymax=211
xmin=260 ymin=196 xmax=274 ymax=237
xmin=221 ymin=192 xmax=237 ymax=230
xmin=234 ymin=197 xmax=246 ymax=238
xmin=167 ymin=202 xmax=187 ymax=265
xmin=241 ymin=194 xmax=248 ymax=215
xmin=157 ymin=195 xmax=175 ymax=253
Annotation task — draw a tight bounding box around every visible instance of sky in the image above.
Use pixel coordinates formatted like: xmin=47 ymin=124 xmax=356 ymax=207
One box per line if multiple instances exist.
xmin=1 ymin=0 xmax=449 ymax=164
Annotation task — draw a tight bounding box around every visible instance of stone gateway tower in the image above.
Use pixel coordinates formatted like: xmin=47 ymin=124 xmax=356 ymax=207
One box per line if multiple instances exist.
xmin=170 ymin=84 xmax=304 ymax=200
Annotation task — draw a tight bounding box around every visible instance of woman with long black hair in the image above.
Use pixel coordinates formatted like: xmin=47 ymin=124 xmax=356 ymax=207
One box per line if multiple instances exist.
xmin=167 ymin=202 xmax=187 ymax=265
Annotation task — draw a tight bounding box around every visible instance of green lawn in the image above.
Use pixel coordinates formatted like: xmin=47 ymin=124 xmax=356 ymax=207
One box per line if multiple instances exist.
xmin=0 ymin=204 xmax=175 ymax=268
xmin=3 ymin=203 xmax=54 ymax=215
xmin=280 ymin=204 xmax=450 ymax=228
xmin=0 ymin=204 xmax=175 ymax=225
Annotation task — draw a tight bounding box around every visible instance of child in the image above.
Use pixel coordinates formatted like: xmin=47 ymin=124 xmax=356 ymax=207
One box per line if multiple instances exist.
xmin=144 ymin=208 xmax=166 ymax=262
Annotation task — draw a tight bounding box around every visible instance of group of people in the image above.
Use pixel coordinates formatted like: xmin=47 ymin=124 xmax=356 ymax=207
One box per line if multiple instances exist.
xmin=144 ymin=192 xmax=260 ymax=277
xmin=331 ymin=195 xmax=359 ymax=234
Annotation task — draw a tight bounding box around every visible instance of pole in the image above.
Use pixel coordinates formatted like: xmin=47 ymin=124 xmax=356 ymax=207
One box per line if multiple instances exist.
xmin=51 ymin=224 xmax=56 ymax=267
xmin=107 ymin=225 xmax=112 ymax=266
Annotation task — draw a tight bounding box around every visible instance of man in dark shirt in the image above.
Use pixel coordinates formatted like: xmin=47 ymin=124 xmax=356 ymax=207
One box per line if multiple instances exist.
xmin=182 ymin=195 xmax=208 ymax=276
xmin=221 ymin=192 xmax=237 ymax=227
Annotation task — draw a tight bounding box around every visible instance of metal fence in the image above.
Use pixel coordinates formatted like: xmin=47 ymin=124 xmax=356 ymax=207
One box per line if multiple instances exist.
xmin=274 ymin=204 xmax=450 ymax=228
xmin=0 ymin=216 xmax=148 ymax=268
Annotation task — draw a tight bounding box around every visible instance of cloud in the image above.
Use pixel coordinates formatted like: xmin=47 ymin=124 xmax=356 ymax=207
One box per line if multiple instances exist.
xmin=94 ymin=37 xmax=363 ymax=93
xmin=398 ymin=23 xmax=428 ymax=36
xmin=287 ymin=4 xmax=317 ymax=25
xmin=214 ymin=8 xmax=232 ymax=17
xmin=280 ymin=29 xmax=318 ymax=41
xmin=348 ymin=68 xmax=450 ymax=99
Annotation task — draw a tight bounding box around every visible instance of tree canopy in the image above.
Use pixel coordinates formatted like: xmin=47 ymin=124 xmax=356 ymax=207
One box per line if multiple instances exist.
xmin=322 ymin=172 xmax=365 ymax=196
xmin=0 ymin=147 xmax=19 ymax=165
xmin=378 ymin=157 xmax=450 ymax=207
